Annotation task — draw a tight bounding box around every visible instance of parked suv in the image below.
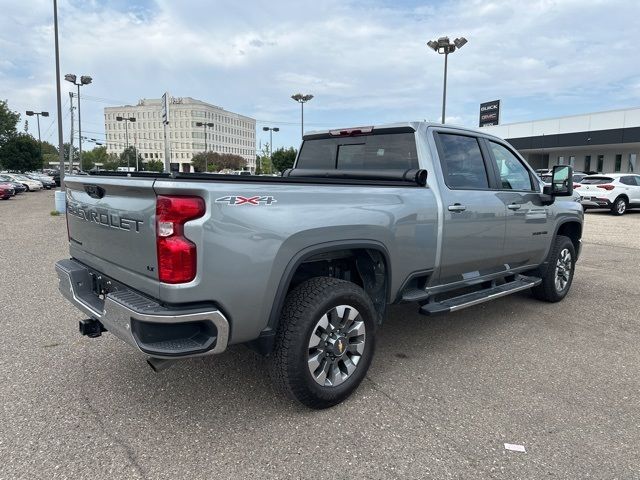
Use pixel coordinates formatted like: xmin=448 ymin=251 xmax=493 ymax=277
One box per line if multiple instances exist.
xmin=578 ymin=174 xmax=640 ymax=215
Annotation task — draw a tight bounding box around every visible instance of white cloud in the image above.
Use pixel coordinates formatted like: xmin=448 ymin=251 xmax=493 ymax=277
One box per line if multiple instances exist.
xmin=0 ymin=0 xmax=639 ymax=149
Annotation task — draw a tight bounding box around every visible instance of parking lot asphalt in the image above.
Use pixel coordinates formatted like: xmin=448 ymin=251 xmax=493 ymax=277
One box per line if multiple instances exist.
xmin=1 ymin=190 xmax=639 ymax=480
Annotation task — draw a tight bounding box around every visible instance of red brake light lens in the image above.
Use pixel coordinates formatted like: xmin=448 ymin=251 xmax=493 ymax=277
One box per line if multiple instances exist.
xmin=596 ymin=184 xmax=615 ymax=191
xmin=156 ymin=195 xmax=205 ymax=284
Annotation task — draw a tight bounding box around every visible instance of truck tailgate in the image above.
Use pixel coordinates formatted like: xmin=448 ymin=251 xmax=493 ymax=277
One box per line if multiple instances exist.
xmin=64 ymin=176 xmax=158 ymax=293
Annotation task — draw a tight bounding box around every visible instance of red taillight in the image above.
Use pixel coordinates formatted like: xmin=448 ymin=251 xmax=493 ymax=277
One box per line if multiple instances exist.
xmin=156 ymin=195 xmax=205 ymax=284
xmin=574 ymin=184 xmax=581 ymax=188
xmin=596 ymin=184 xmax=615 ymax=191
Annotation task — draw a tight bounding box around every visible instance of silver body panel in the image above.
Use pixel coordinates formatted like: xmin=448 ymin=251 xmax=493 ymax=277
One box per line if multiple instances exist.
xmin=57 ymin=122 xmax=583 ymax=348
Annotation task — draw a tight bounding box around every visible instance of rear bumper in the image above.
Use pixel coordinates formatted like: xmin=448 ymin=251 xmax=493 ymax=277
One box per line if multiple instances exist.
xmin=580 ymin=198 xmax=612 ymax=208
xmin=55 ymin=258 xmax=229 ymax=359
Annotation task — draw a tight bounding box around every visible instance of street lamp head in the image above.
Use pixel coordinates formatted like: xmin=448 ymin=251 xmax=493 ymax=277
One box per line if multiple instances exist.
xmin=64 ymin=73 xmax=77 ymax=84
xmin=42 ymin=112 xmax=49 ymax=117
xmin=454 ymin=37 xmax=468 ymax=49
xmin=273 ymin=127 xmax=280 ymax=132
xmin=80 ymin=75 xmax=92 ymax=85
xmin=292 ymin=93 xmax=314 ymax=103
xmin=116 ymin=116 xmax=123 ymax=121
xmin=196 ymin=122 xmax=204 ymax=127
xmin=427 ymin=40 xmax=439 ymax=51
xmin=26 ymin=110 xmax=35 ymax=116
xmin=206 ymin=122 xmax=214 ymax=127
xmin=128 ymin=117 xmax=136 ymax=122
xmin=262 ymin=126 xmax=269 ymax=131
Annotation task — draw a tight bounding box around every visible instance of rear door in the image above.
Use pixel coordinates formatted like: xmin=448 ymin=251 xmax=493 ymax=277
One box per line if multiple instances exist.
xmin=484 ymin=139 xmax=550 ymax=268
xmin=64 ymin=176 xmax=159 ymax=295
xmin=433 ymin=132 xmax=507 ymax=285
xmin=620 ymin=175 xmax=640 ymax=205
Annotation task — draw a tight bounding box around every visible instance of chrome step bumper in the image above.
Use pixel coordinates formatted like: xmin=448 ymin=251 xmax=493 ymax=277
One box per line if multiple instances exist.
xmin=55 ymin=258 xmax=229 ymax=358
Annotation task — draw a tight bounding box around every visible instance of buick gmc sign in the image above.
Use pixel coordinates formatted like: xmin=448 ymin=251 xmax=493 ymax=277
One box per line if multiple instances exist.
xmin=479 ymin=100 xmax=501 ymax=127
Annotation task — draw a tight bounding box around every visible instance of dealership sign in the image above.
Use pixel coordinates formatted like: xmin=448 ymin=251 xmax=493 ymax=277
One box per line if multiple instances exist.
xmin=479 ymin=100 xmax=501 ymax=127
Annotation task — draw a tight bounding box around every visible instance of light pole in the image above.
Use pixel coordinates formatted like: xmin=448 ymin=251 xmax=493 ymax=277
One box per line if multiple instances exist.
xmin=26 ymin=110 xmax=49 ymax=169
xmin=53 ymin=0 xmax=65 ymax=188
xmin=427 ymin=36 xmax=467 ymax=124
xmin=262 ymin=127 xmax=280 ymax=174
xmin=116 ymin=116 xmax=136 ymax=171
xmin=195 ymin=121 xmax=214 ymax=172
xmin=262 ymin=127 xmax=280 ymax=157
xmin=64 ymin=74 xmax=92 ymax=171
xmin=291 ymin=93 xmax=313 ymax=139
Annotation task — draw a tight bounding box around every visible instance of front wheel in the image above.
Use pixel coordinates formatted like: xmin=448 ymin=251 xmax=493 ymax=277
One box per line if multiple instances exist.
xmin=532 ymin=235 xmax=576 ymax=302
xmin=268 ymin=277 xmax=377 ymax=409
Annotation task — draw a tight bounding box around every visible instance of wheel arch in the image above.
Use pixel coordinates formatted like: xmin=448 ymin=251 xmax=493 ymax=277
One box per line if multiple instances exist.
xmin=251 ymin=240 xmax=391 ymax=355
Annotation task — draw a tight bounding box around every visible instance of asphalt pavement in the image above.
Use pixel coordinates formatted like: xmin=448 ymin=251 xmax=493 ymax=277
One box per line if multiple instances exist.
xmin=1 ymin=190 xmax=639 ymax=479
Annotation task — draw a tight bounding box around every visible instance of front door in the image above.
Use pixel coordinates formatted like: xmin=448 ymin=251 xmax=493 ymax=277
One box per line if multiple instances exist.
xmin=434 ymin=132 xmax=507 ymax=285
xmin=484 ymin=140 xmax=550 ymax=268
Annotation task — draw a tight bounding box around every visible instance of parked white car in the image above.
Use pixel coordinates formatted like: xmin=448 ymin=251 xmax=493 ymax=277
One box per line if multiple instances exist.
xmin=3 ymin=173 xmax=43 ymax=192
xmin=578 ymin=173 xmax=640 ymax=215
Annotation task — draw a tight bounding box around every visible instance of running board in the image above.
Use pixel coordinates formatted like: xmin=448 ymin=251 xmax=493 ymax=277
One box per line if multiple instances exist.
xmin=419 ymin=275 xmax=542 ymax=316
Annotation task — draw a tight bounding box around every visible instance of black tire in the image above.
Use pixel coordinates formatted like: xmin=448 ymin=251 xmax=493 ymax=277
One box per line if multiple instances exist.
xmin=23 ymin=184 xmax=30 ymax=192
xmin=532 ymin=235 xmax=576 ymax=302
xmin=268 ymin=277 xmax=377 ymax=409
xmin=610 ymin=197 xmax=627 ymax=216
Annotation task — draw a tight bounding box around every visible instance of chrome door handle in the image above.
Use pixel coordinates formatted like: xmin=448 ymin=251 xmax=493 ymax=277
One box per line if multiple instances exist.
xmin=507 ymin=204 xmax=522 ymax=210
xmin=448 ymin=204 xmax=467 ymax=212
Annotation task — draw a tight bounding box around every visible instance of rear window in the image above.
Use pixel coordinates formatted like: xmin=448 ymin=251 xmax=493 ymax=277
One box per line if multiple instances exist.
xmin=296 ymin=133 xmax=418 ymax=170
xmin=581 ymin=176 xmax=614 ymax=185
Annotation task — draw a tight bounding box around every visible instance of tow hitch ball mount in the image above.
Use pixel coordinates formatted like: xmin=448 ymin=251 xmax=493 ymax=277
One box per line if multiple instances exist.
xmin=79 ymin=318 xmax=106 ymax=338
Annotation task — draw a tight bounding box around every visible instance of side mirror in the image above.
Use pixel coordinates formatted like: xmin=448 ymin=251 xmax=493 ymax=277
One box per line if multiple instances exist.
xmin=543 ymin=165 xmax=573 ymax=197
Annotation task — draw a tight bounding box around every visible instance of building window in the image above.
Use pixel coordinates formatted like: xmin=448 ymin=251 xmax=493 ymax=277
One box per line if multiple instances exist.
xmin=584 ymin=155 xmax=591 ymax=172
xmin=558 ymin=156 xmax=565 ymax=165
xmin=615 ymin=154 xmax=622 ymax=172
xmin=569 ymin=156 xmax=575 ymax=167
xmin=629 ymin=153 xmax=637 ymax=172
xmin=597 ymin=155 xmax=604 ymax=172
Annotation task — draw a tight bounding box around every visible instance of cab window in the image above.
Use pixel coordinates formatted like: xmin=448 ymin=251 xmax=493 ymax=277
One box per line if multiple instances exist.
xmin=488 ymin=141 xmax=534 ymax=191
xmin=436 ymin=133 xmax=490 ymax=190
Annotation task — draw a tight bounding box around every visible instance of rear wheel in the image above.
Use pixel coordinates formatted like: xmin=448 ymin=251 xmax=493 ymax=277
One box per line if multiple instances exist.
xmin=532 ymin=235 xmax=575 ymax=302
xmin=268 ymin=277 xmax=376 ymax=409
xmin=611 ymin=197 xmax=627 ymax=215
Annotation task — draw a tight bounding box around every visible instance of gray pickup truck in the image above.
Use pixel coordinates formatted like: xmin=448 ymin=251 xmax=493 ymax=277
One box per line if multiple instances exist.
xmin=56 ymin=122 xmax=582 ymax=408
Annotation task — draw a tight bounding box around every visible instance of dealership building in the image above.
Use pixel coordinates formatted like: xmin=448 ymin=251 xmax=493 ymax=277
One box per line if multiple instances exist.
xmin=481 ymin=106 xmax=639 ymax=174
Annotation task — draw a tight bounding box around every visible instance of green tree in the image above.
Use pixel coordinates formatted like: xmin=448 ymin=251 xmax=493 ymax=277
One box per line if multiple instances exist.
xmin=39 ymin=141 xmax=58 ymax=156
xmin=271 ymin=146 xmax=297 ymax=173
xmin=63 ymin=142 xmax=77 ymax=164
xmin=0 ymin=100 xmax=20 ymax=145
xmin=82 ymin=146 xmax=111 ymax=171
xmin=119 ymin=146 xmax=143 ymax=170
xmin=191 ymin=152 xmax=245 ymax=172
xmin=145 ymin=159 xmax=164 ymax=172
xmin=0 ymin=134 xmax=42 ymax=172
xmin=255 ymin=155 xmax=262 ymax=175
xmin=102 ymin=154 xmax=124 ymax=171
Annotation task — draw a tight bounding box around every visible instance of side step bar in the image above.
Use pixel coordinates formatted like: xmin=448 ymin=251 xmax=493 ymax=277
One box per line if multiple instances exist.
xmin=419 ymin=275 xmax=542 ymax=316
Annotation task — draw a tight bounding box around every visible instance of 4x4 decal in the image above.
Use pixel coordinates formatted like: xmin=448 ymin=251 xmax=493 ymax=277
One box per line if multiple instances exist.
xmin=215 ymin=195 xmax=277 ymax=206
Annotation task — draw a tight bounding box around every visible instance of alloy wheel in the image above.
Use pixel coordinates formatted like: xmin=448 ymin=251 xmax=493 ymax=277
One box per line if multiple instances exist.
xmin=307 ymin=305 xmax=366 ymax=387
xmin=554 ymin=248 xmax=572 ymax=292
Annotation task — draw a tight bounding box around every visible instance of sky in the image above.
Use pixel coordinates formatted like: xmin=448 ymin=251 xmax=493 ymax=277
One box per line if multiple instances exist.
xmin=1 ymin=0 xmax=640 ymax=153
